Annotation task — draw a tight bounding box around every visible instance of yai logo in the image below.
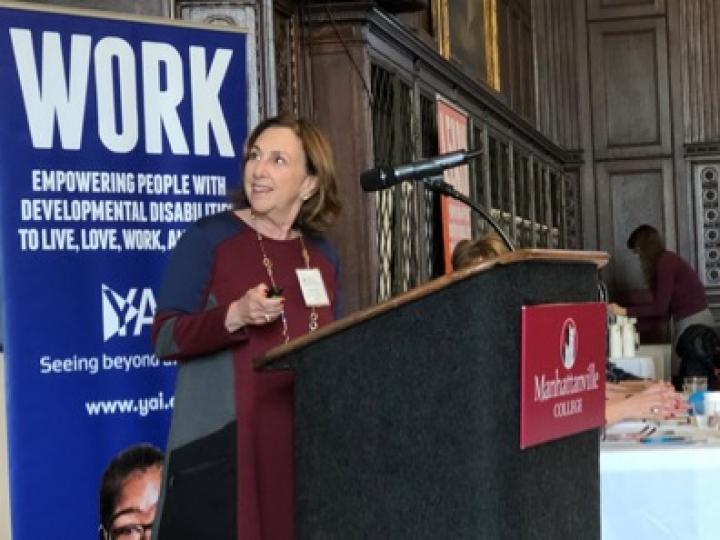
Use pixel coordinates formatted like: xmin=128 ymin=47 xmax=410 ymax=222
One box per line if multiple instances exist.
xmin=102 ymin=284 xmax=156 ymax=341
xmin=560 ymin=318 xmax=578 ymax=370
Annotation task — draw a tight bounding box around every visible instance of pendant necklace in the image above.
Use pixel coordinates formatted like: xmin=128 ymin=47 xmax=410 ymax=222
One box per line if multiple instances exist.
xmin=256 ymin=230 xmax=319 ymax=344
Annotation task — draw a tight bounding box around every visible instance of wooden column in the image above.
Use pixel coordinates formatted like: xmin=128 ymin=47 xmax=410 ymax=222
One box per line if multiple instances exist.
xmin=305 ymin=9 xmax=378 ymax=314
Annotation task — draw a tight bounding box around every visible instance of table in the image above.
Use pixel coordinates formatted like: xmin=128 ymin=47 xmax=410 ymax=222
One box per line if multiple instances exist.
xmin=611 ymin=356 xmax=656 ymax=379
xmin=601 ymin=421 xmax=720 ymax=539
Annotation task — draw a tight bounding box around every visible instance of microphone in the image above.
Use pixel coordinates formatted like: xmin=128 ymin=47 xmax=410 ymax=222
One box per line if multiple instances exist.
xmin=360 ymin=149 xmax=482 ymax=192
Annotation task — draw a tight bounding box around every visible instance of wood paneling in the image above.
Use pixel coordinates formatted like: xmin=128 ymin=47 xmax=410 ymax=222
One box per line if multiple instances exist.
xmin=497 ymin=0 xmax=535 ymax=122
xmin=589 ymin=18 xmax=671 ymax=159
xmin=509 ymin=6 xmax=533 ymax=119
xmin=680 ymin=0 xmax=720 ymax=144
xmin=533 ymin=0 xmax=581 ymax=149
xmin=596 ymin=159 xmax=674 ymax=295
xmin=273 ymin=1 xmax=299 ymax=116
xmin=307 ymin=21 xmax=378 ymax=315
xmin=587 ymin=0 xmax=665 ymax=20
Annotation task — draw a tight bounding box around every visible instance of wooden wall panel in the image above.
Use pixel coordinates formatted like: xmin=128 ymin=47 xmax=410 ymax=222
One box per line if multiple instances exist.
xmin=308 ymin=22 xmax=378 ymax=315
xmin=510 ymin=8 xmax=533 ymax=119
xmin=596 ymin=159 xmax=674 ymax=295
xmin=589 ymin=18 xmax=671 ymax=159
xmin=587 ymin=0 xmax=665 ymax=20
xmin=273 ymin=1 xmax=299 ymax=116
xmin=497 ymin=0 xmax=535 ymax=122
xmin=680 ymin=0 xmax=720 ymax=143
xmin=533 ymin=0 xmax=581 ymax=149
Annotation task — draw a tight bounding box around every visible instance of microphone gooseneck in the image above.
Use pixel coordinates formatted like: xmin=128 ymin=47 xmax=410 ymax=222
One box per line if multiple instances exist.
xmin=422 ymin=176 xmax=515 ymax=252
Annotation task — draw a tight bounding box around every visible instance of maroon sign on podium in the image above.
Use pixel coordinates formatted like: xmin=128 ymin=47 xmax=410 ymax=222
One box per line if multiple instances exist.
xmin=520 ymin=302 xmax=606 ymax=449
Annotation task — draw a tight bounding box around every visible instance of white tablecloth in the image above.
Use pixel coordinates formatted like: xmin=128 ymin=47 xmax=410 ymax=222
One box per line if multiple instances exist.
xmin=601 ymin=423 xmax=720 ymax=539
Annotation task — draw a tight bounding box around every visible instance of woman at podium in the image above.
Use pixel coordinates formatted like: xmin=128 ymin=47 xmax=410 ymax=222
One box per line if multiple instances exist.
xmin=151 ymin=114 xmax=341 ymax=540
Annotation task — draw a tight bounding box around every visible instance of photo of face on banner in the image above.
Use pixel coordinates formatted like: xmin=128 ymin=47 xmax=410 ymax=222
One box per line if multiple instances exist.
xmin=98 ymin=444 xmax=164 ymax=540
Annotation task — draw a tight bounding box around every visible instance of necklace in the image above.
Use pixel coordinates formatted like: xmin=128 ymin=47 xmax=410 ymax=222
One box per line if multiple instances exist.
xmin=256 ymin=230 xmax=319 ymax=344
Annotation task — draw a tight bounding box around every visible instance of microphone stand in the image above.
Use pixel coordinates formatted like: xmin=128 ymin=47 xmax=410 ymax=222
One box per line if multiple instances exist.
xmin=423 ymin=176 xmax=515 ymax=252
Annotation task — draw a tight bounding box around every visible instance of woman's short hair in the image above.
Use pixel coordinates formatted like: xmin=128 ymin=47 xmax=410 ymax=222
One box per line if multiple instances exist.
xmin=451 ymin=233 xmax=508 ymax=270
xmin=231 ymin=113 xmax=341 ymax=233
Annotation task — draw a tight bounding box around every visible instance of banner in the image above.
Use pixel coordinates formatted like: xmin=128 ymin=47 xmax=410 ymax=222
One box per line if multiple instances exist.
xmin=0 ymin=5 xmax=248 ymax=538
xmin=436 ymin=96 xmax=471 ymax=273
xmin=520 ymin=303 xmax=606 ymax=449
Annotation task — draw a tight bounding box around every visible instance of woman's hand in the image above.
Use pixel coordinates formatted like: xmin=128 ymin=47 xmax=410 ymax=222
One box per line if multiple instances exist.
xmin=632 ymin=382 xmax=687 ymax=419
xmin=606 ymin=381 xmax=688 ymax=424
xmin=607 ymin=302 xmax=627 ymax=316
xmin=225 ymin=284 xmax=284 ymax=332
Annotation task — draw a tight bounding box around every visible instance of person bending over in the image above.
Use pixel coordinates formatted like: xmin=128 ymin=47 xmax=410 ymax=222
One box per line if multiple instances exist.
xmin=609 ymin=224 xmax=713 ymax=348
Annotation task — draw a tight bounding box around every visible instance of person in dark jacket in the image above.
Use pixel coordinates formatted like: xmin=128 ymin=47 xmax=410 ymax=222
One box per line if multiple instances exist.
xmin=676 ymin=324 xmax=720 ymax=390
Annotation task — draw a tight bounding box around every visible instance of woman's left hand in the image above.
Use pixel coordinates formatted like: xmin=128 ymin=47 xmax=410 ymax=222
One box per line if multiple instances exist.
xmin=225 ymin=283 xmax=284 ymax=332
xmin=634 ymin=382 xmax=688 ymax=420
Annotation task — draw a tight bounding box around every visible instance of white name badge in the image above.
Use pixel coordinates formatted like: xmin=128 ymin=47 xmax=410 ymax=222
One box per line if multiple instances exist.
xmin=296 ymin=268 xmax=330 ymax=307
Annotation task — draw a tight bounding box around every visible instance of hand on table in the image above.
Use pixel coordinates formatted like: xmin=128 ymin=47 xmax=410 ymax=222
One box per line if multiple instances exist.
xmin=606 ymin=382 xmax=688 ymax=425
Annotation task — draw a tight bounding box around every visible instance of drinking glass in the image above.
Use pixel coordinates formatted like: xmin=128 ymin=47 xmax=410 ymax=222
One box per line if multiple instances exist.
xmin=705 ymin=392 xmax=720 ymax=429
xmin=683 ymin=376 xmax=708 ymax=400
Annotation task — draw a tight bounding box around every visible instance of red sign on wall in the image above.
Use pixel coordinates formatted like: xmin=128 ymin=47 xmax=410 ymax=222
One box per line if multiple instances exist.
xmin=436 ymin=96 xmax=471 ymax=273
xmin=520 ymin=303 xmax=606 ymax=449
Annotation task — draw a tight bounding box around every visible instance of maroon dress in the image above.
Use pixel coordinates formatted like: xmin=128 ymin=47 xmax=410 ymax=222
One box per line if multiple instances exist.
xmin=153 ymin=211 xmax=338 ymax=539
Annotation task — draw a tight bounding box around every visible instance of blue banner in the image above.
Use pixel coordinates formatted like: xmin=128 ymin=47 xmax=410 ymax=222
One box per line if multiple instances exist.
xmin=0 ymin=6 xmax=247 ymax=538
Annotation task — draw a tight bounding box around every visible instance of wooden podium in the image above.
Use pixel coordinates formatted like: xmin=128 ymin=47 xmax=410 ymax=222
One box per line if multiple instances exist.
xmin=257 ymin=250 xmax=608 ymax=540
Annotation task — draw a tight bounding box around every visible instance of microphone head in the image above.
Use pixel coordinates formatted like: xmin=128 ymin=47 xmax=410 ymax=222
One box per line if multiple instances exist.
xmin=360 ymin=166 xmax=396 ymax=192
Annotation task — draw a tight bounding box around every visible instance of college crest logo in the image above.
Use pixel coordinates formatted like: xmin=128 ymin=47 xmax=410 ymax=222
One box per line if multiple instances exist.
xmin=560 ymin=318 xmax=578 ymax=370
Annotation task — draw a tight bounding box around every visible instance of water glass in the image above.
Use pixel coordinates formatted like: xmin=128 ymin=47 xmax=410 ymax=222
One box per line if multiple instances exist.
xmin=705 ymin=392 xmax=720 ymax=429
xmin=683 ymin=376 xmax=708 ymax=400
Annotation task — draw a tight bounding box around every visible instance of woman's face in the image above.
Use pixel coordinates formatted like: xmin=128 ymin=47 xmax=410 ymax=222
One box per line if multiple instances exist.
xmin=243 ymin=126 xmax=317 ymax=224
xmin=107 ymin=465 xmax=161 ymax=539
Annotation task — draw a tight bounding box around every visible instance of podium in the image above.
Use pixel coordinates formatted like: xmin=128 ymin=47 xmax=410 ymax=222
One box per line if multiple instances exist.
xmin=257 ymin=250 xmax=608 ymax=539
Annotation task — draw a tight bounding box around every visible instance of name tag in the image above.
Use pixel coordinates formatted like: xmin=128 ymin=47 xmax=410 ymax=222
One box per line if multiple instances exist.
xmin=296 ymin=268 xmax=330 ymax=307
